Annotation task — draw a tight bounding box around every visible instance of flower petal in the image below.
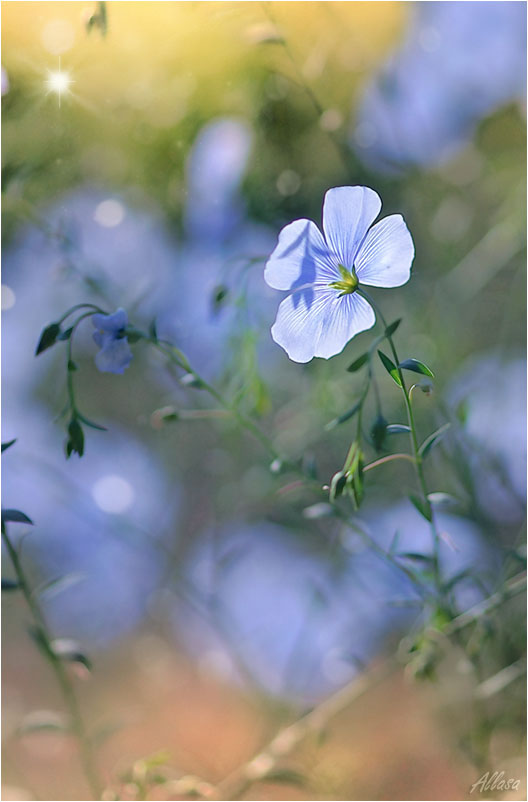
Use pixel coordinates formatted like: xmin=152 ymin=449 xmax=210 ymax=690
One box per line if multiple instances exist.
xmin=271 ymin=286 xmax=375 ymax=363
xmin=92 ymin=308 xmax=128 ymax=333
xmin=264 ymin=219 xmax=338 ymax=291
xmin=354 ymin=214 xmax=415 ymax=288
xmin=322 ymin=186 xmax=381 ymax=269
xmin=95 ymin=338 xmax=133 ymax=374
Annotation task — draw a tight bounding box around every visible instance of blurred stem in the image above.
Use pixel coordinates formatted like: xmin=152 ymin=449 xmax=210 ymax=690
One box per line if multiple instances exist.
xmin=1 ymin=522 xmax=102 ymax=799
xmin=150 ymin=339 xmax=283 ymax=462
xmin=66 ymin=311 xmax=97 ymax=415
xmin=357 ymin=289 xmax=442 ymax=596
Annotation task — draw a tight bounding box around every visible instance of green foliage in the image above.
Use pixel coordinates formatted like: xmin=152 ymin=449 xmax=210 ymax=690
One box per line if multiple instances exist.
xmin=35 ymin=322 xmax=61 ymax=355
xmin=398 ymin=358 xmax=435 ymax=378
xmin=377 ymin=350 xmax=403 ymax=387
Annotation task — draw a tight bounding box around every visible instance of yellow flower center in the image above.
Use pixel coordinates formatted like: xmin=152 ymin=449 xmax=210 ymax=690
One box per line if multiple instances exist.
xmin=328 ymin=264 xmax=359 ymax=296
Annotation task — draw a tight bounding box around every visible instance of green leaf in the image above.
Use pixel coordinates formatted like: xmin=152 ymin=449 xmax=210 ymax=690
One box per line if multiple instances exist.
xmin=67 ymin=359 xmax=78 ymax=372
xmin=377 ymin=350 xmax=402 ymax=387
xmin=212 ymin=284 xmax=229 ymax=309
xmin=261 ymin=769 xmax=307 ymax=787
xmin=1 ymin=439 xmax=16 ymax=453
xmin=66 ymin=418 xmax=84 ymax=458
xmin=17 ymin=710 xmax=70 ymax=736
xmin=385 ymin=319 xmax=402 ymax=337
xmin=346 ymin=352 xmax=369 ymax=372
xmin=58 ymin=327 xmax=74 ymax=341
xmin=34 ymin=573 xmax=84 ymax=601
xmin=2 ymin=578 xmax=20 ymax=591
xmin=329 ymin=470 xmax=347 ymax=502
xmin=398 ymin=358 xmax=435 ymax=379
xmin=125 ymin=328 xmax=143 ymax=344
xmin=35 ymin=323 xmax=61 ymax=355
xmin=1 ymin=509 xmax=33 ymax=525
xmin=397 ymin=552 xmax=435 ymax=564
xmin=419 ymin=423 xmax=451 ymax=459
xmin=51 ymin=638 xmax=92 ymax=671
xmin=148 ymin=318 xmax=158 ymax=340
xmin=180 ymin=373 xmax=204 ymax=389
xmin=409 ymin=494 xmax=433 ymax=522
xmin=77 ymin=413 xmax=107 ymax=431
xmin=325 ymin=400 xmax=362 ymax=431
xmin=427 ymin=492 xmax=458 ymax=508
xmin=386 ymin=424 xmax=411 ymax=435
xmin=370 ymin=414 xmax=388 ymax=452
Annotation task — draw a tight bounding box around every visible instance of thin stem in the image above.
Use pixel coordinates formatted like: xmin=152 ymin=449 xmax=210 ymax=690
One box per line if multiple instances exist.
xmin=357 ymin=288 xmax=442 ymax=594
xmin=151 ymin=340 xmax=283 ymax=462
xmin=2 ymin=524 xmax=102 ymax=798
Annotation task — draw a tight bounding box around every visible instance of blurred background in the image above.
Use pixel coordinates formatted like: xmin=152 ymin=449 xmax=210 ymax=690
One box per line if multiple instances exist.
xmin=2 ymin=2 xmax=526 ymax=800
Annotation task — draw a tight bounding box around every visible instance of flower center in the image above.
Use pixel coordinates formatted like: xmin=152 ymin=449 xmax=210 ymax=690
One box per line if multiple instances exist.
xmin=328 ymin=264 xmax=359 ymax=296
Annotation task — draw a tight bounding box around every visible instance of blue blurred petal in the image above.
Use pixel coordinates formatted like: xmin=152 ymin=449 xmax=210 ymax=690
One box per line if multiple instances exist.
xmin=264 ymin=219 xmax=338 ymax=291
xmin=271 ymin=286 xmax=375 ymax=363
xmin=94 ymin=337 xmax=132 ymax=374
xmin=92 ymin=308 xmax=128 ymax=333
xmin=322 ymin=186 xmax=381 ymax=268
xmin=355 ymin=214 xmax=415 ymax=288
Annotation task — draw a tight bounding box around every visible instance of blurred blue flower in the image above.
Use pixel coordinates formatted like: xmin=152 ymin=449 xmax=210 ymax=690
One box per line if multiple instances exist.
xmin=264 ymin=186 xmax=414 ymax=362
xmin=353 ymin=1 xmax=526 ymax=171
xmin=92 ymin=308 xmax=132 ymax=374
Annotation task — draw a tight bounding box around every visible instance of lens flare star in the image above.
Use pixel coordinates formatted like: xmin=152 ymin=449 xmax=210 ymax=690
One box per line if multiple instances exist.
xmin=45 ymin=59 xmax=73 ymax=107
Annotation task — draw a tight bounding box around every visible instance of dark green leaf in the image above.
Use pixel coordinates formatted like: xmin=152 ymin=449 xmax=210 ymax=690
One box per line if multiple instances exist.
xmin=346 ymin=352 xmax=369 ymax=372
xmin=325 ymin=400 xmax=362 ymax=431
xmin=370 ymin=414 xmax=388 ymax=452
xmin=35 ymin=323 xmax=61 ymax=355
xmin=58 ymin=327 xmax=74 ymax=341
xmin=261 ymin=769 xmax=307 ymax=787
xmin=1 ymin=509 xmax=33 ymax=525
xmin=419 ymin=423 xmax=451 ymax=459
xmin=148 ymin=318 xmax=158 ymax=340
xmin=180 ymin=373 xmax=204 ymax=389
xmin=397 ymin=552 xmax=434 ymax=563
xmin=125 ymin=328 xmax=143 ymax=344
xmin=51 ymin=638 xmax=92 ymax=671
xmin=1 ymin=439 xmax=16 ymax=453
xmin=385 ymin=318 xmax=402 ymax=337
xmin=399 ymin=358 xmax=435 ymax=379
xmin=67 ymin=360 xmax=78 ymax=372
xmin=377 ymin=350 xmax=402 ymax=387
xmin=409 ymin=494 xmax=433 ymax=522
xmin=386 ymin=424 xmax=411 ymax=435
xmin=212 ymin=284 xmax=229 ymax=309
xmin=329 ymin=470 xmax=347 ymax=502
xmin=2 ymin=578 xmax=20 ymax=591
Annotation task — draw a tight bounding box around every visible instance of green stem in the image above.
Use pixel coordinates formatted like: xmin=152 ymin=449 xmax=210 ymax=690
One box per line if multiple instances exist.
xmin=2 ymin=524 xmax=102 ymax=798
xmin=151 ymin=340 xmax=283 ymax=462
xmin=66 ymin=311 xmax=99 ymax=415
xmin=357 ymin=288 xmax=442 ymax=595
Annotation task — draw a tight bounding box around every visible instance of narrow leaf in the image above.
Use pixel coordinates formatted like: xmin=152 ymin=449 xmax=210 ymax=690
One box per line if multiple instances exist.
xmin=419 ymin=423 xmax=451 ymax=459
xmin=385 ymin=318 xmax=402 ymax=337
xmin=66 ymin=418 xmax=84 ymax=458
xmin=386 ymin=424 xmax=411 ymax=435
xmin=409 ymin=494 xmax=433 ymax=522
xmin=35 ymin=323 xmax=61 ymax=355
xmin=1 ymin=439 xmax=16 ymax=453
xmin=2 ymin=578 xmax=20 ymax=591
xmin=399 ymin=358 xmax=435 ymax=379
xmin=34 ymin=573 xmax=84 ymax=601
xmin=346 ymin=352 xmax=369 ymax=372
xmin=1 ymin=509 xmax=33 ymax=525
xmin=57 ymin=327 xmax=74 ymax=341
xmin=325 ymin=400 xmax=362 ymax=431
xmin=377 ymin=350 xmax=402 ymax=387
xmin=51 ymin=638 xmax=92 ymax=671
xmin=397 ymin=552 xmax=434 ymax=563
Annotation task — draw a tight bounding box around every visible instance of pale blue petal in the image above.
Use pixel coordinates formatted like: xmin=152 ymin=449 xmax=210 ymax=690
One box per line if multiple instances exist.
xmin=95 ymin=338 xmax=133 ymax=374
xmin=322 ymin=186 xmax=381 ymax=269
xmin=92 ymin=308 xmax=128 ymax=333
xmin=264 ymin=219 xmax=338 ymax=291
xmin=271 ymin=287 xmax=375 ymax=363
xmin=354 ymin=214 xmax=415 ymax=288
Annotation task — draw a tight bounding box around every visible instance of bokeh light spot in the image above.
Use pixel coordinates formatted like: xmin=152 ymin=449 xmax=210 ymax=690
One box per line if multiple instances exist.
xmin=93 ymin=199 xmax=125 ymax=227
xmin=41 ymin=20 xmax=75 ymax=55
xmin=92 ymin=475 xmax=134 ymax=514
xmin=1 ymin=285 xmax=16 ymax=310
